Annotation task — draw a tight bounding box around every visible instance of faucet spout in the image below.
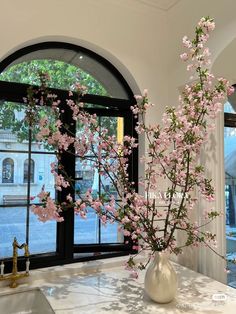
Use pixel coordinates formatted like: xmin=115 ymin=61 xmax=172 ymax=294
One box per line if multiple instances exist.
xmin=12 ymin=237 xmax=29 ymax=275
xmin=0 ymin=237 xmax=30 ymax=288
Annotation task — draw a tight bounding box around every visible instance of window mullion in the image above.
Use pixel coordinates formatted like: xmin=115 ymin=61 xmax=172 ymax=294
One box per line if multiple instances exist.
xmin=56 ymin=100 xmax=75 ymax=260
xmin=25 ymin=124 xmax=32 ymax=245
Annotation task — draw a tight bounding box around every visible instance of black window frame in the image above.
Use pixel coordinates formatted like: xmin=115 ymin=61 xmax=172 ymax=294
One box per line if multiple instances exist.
xmin=0 ymin=42 xmax=138 ymax=273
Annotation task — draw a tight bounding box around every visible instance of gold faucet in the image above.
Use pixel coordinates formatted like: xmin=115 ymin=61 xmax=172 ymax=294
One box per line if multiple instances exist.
xmin=0 ymin=237 xmax=30 ymax=288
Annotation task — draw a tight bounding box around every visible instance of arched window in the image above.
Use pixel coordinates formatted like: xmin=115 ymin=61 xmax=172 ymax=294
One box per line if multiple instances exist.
xmin=2 ymin=158 xmax=14 ymax=183
xmin=0 ymin=42 xmax=137 ymax=268
xmin=23 ymin=159 xmax=34 ymax=183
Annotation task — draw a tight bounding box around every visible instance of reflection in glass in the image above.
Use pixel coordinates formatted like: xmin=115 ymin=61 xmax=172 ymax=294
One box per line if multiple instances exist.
xmin=225 ymin=126 xmax=236 ymax=227
xmin=225 ymin=125 xmax=236 ymax=284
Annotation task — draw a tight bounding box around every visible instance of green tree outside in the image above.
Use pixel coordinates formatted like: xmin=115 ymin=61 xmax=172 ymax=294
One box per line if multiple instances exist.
xmin=0 ymin=59 xmax=111 ymax=142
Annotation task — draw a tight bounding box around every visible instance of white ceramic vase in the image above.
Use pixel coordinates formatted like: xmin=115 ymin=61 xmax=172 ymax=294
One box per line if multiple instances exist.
xmin=144 ymin=251 xmax=177 ymax=303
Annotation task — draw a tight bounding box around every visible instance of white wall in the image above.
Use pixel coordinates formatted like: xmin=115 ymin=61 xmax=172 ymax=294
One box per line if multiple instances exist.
xmin=167 ymin=0 xmax=236 ymax=103
xmin=0 ymin=0 xmax=168 ymax=123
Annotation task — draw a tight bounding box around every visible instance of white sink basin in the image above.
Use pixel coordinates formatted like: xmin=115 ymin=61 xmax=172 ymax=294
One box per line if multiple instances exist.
xmin=0 ymin=288 xmax=55 ymax=314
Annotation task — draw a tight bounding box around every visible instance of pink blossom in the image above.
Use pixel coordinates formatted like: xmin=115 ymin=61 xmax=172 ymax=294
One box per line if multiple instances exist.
xmin=198 ymin=17 xmax=215 ymax=32
xmin=123 ymin=230 xmax=131 ymax=236
xmin=180 ymin=52 xmax=188 ymax=61
xmin=182 ymin=36 xmax=192 ymax=49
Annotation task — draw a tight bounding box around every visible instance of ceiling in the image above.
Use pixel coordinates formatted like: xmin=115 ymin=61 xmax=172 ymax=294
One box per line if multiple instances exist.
xmin=137 ymin=0 xmax=181 ymax=11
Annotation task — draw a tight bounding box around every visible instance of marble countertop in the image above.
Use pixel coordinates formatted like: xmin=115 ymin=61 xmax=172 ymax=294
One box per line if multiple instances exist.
xmin=1 ymin=256 xmax=236 ymax=313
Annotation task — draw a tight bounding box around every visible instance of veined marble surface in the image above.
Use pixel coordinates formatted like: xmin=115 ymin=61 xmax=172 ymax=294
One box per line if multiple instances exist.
xmin=0 ymin=256 xmax=236 ymax=313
